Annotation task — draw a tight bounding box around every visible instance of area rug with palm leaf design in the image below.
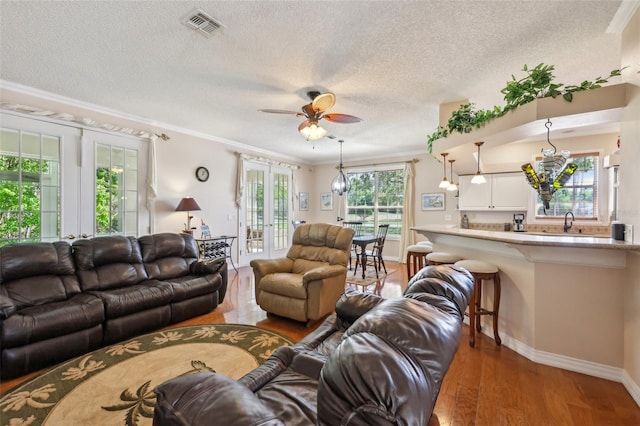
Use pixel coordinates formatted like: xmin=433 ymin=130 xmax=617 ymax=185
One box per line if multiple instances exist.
xmin=0 ymin=324 xmax=295 ymax=426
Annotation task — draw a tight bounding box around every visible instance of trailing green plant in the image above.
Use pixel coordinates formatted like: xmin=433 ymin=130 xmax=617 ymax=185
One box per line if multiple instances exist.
xmin=426 ymin=63 xmax=626 ymax=154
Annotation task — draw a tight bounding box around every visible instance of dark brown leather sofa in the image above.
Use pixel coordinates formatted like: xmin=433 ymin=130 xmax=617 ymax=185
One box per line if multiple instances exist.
xmin=0 ymin=233 xmax=227 ymax=379
xmin=153 ymin=265 xmax=473 ymax=426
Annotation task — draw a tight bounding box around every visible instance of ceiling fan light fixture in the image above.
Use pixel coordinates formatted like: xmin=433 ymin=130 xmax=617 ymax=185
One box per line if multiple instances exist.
xmin=438 ymin=152 xmax=450 ymax=188
xmin=471 ymin=141 xmax=486 ymax=185
xmin=300 ymin=122 xmax=327 ymax=140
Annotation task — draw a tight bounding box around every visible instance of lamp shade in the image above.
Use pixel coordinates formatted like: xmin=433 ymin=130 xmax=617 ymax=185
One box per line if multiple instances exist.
xmin=331 ymin=170 xmax=351 ymax=195
xmin=299 ymin=123 xmax=327 ymax=140
xmin=176 ymin=197 xmax=201 ymax=212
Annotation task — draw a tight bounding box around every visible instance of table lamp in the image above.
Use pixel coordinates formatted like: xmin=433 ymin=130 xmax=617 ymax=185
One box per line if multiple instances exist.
xmin=176 ymin=197 xmax=201 ymax=233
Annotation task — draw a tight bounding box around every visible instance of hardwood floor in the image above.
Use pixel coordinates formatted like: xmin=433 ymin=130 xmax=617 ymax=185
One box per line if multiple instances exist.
xmin=2 ymin=261 xmax=639 ymax=425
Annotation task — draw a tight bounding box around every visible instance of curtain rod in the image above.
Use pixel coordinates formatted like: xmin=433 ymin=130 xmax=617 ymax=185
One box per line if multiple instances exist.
xmin=339 ymin=158 xmax=420 ymax=169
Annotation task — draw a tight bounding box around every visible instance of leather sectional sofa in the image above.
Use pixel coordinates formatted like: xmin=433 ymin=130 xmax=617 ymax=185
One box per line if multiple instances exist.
xmin=0 ymin=232 xmax=227 ymax=380
xmin=153 ymin=264 xmax=474 ymax=425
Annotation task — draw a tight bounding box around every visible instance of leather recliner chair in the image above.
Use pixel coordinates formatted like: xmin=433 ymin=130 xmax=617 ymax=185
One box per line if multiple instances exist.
xmin=250 ymin=223 xmax=354 ymax=325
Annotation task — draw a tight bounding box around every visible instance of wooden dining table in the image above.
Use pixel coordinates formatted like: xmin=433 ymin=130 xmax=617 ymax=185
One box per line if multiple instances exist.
xmin=351 ymin=234 xmax=380 ymax=279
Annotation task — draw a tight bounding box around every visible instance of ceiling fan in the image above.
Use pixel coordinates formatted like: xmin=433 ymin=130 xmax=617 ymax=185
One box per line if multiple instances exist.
xmin=259 ymin=91 xmax=362 ymax=140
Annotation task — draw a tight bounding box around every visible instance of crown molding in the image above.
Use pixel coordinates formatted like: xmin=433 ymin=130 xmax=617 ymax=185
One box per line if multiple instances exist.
xmin=0 ymin=80 xmax=308 ymax=165
xmin=606 ymin=0 xmax=640 ymax=33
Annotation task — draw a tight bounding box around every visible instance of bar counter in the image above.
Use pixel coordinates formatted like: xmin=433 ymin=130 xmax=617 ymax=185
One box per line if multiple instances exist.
xmin=410 ymin=223 xmax=639 ymax=386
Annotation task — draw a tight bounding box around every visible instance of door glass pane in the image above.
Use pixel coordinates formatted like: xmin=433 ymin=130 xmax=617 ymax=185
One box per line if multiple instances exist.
xmin=0 ymin=127 xmax=61 ymax=246
xmin=273 ymin=172 xmax=289 ymax=250
xmin=95 ymin=144 xmax=138 ymax=236
xmin=246 ymin=169 xmax=264 ymax=254
xmin=21 ymin=132 xmax=40 ymax=157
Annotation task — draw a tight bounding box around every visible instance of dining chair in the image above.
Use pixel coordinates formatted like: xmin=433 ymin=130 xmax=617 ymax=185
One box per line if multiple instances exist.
xmin=342 ymin=221 xmax=364 ymax=270
xmin=365 ymin=224 xmax=389 ymax=278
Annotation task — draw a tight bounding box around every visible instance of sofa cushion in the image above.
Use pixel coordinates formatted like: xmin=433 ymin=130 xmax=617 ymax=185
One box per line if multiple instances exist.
xmin=139 ymin=233 xmax=198 ymax=280
xmin=345 ymin=297 xmax=462 ymax=388
xmin=292 ymin=259 xmax=328 ymax=275
xmin=318 ymin=332 xmax=434 ymax=426
xmin=73 ymin=236 xmax=147 ymax=291
xmin=89 ymin=281 xmax=174 ymax=318
xmin=1 ymin=293 xmax=104 ymax=347
xmin=1 ymin=241 xmax=81 ymax=309
xmin=286 ymin=223 xmax=353 ymax=268
xmin=164 ymin=275 xmax=220 ymax=303
xmin=260 ymin=273 xmax=306 ymax=299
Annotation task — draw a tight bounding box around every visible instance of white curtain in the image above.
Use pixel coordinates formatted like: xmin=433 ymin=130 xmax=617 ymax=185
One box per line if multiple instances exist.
xmin=398 ymin=161 xmax=416 ymax=263
xmin=235 ymin=154 xmax=245 ymax=208
xmin=146 ymin=135 xmax=158 ymax=233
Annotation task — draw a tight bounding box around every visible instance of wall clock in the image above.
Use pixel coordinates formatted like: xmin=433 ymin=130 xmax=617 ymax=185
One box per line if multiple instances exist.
xmin=195 ymin=166 xmax=209 ymax=182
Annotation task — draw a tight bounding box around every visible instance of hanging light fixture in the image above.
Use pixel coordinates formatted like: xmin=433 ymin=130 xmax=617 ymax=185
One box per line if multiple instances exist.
xmin=331 ymin=139 xmax=351 ymax=195
xmin=438 ymin=152 xmax=450 ymax=188
xmin=521 ymin=119 xmax=577 ymax=213
xmin=447 ymin=159 xmax=458 ymax=191
xmin=299 ymin=118 xmax=327 ymax=140
xmin=471 ymin=141 xmax=487 ymax=184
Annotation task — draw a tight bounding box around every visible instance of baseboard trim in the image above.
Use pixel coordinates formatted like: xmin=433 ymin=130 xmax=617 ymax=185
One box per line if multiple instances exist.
xmin=532 ymin=349 xmax=622 ymax=382
xmin=623 ymin=370 xmax=640 ymax=407
xmin=468 ymin=325 xmax=639 ymax=407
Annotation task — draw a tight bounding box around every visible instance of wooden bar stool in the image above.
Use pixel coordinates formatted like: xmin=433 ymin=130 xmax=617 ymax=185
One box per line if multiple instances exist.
xmin=454 ymin=259 xmax=501 ymax=347
xmin=406 ymin=244 xmax=432 ymax=281
xmin=426 ymin=252 xmax=461 ymax=265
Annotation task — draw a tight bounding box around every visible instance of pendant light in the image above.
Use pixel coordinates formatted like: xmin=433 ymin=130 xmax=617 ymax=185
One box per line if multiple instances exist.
xmin=447 ymin=159 xmax=458 ymax=191
xmin=438 ymin=152 xmax=450 ymax=188
xmin=471 ymin=141 xmax=486 ymax=184
xmin=521 ymin=119 xmax=577 ymax=214
xmin=331 ymin=139 xmax=351 ymax=195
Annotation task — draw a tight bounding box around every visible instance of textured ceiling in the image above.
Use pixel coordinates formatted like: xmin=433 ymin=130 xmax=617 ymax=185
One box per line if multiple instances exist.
xmin=0 ymin=1 xmax=627 ymax=166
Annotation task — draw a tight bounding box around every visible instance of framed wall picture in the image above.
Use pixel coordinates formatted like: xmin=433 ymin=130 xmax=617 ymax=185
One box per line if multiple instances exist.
xmin=320 ymin=192 xmax=333 ymax=210
xmin=422 ymin=193 xmax=445 ymax=211
xmin=299 ymin=192 xmax=309 ymax=211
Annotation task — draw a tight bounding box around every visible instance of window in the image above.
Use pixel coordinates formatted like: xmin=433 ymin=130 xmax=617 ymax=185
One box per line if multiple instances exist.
xmin=95 ymin=144 xmax=139 ymax=236
xmin=346 ymin=167 xmax=404 ymax=237
xmin=1 ymin=113 xmax=149 ymax=246
xmin=534 ymin=151 xmax=599 ymax=219
xmin=0 ymin=127 xmax=61 ymax=246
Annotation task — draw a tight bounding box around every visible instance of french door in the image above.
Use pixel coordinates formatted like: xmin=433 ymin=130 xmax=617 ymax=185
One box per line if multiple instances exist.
xmin=0 ymin=113 xmax=148 ymax=244
xmin=239 ymin=160 xmax=292 ymax=266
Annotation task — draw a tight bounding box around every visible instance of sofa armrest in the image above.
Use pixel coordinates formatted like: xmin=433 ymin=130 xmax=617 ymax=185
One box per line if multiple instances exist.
xmin=0 ymin=294 xmax=16 ymax=319
xmin=334 ymin=290 xmax=385 ymax=325
xmin=154 ymin=372 xmax=283 ymax=426
xmin=302 ymin=264 xmax=345 ymax=284
xmin=250 ymin=258 xmax=294 ymax=275
xmin=189 ymin=258 xmax=226 ymax=275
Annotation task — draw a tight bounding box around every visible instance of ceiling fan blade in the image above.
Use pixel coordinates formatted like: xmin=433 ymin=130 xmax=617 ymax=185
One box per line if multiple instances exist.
xmin=259 ymin=109 xmax=303 ymax=116
xmin=297 ymin=119 xmax=311 ymax=131
xmin=323 ymin=113 xmax=363 ymax=123
xmin=312 ymin=92 xmax=336 ymax=112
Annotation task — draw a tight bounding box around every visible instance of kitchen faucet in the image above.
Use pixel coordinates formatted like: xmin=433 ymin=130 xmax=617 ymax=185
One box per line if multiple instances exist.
xmin=564 ymin=211 xmax=575 ymax=233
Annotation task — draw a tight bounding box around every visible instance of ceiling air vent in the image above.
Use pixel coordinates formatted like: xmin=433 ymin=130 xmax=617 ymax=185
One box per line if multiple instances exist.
xmin=182 ymin=9 xmax=224 ymax=37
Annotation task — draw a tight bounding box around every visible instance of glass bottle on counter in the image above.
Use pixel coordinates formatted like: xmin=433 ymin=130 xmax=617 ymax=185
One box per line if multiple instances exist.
xmin=461 ymin=214 xmax=469 ymax=229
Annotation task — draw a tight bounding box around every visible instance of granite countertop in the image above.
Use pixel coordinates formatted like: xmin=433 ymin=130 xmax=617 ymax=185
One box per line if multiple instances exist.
xmin=411 ymin=225 xmax=640 ymax=251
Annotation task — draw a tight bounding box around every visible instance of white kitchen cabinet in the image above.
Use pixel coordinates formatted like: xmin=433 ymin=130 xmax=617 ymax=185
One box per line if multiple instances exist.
xmin=458 ymin=172 xmax=528 ymax=211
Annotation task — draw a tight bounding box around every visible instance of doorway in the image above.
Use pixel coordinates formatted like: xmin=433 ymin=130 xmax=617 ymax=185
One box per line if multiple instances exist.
xmin=239 ymin=160 xmax=292 ymax=266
